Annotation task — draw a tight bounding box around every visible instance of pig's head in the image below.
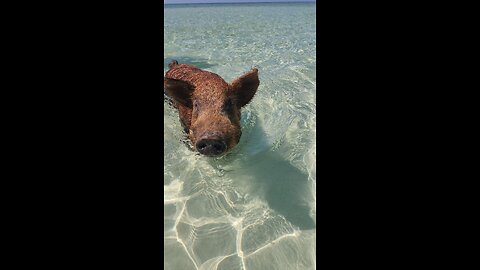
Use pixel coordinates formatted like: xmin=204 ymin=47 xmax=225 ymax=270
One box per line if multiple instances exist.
xmin=165 ymin=68 xmax=259 ymax=157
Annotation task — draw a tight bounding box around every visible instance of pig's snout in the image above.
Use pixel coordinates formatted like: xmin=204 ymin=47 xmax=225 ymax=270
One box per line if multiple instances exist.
xmin=195 ymin=137 xmax=227 ymax=156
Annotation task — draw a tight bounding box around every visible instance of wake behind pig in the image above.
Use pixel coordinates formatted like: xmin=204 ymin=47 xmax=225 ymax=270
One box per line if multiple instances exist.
xmin=164 ymin=60 xmax=260 ymax=157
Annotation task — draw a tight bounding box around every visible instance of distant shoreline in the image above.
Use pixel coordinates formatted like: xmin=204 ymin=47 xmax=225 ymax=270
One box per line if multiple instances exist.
xmin=164 ymin=2 xmax=316 ymax=6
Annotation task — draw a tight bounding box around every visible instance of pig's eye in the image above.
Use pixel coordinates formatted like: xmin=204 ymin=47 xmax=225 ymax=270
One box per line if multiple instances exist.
xmin=223 ymin=99 xmax=233 ymax=113
xmin=193 ymin=100 xmax=200 ymax=111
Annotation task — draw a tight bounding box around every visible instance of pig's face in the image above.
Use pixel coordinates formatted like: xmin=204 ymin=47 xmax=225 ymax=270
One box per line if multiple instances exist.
xmin=165 ymin=68 xmax=259 ymax=157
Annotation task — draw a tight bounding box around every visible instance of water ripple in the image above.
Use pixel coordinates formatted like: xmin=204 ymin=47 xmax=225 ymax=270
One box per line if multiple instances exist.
xmin=164 ymin=3 xmax=316 ymax=270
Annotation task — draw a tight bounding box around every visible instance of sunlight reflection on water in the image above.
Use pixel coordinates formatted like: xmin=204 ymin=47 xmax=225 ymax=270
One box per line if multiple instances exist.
xmin=164 ymin=2 xmax=316 ymax=269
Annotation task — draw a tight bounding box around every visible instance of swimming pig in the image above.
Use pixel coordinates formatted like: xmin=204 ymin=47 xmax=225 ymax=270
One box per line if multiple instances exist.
xmin=164 ymin=60 xmax=259 ymax=157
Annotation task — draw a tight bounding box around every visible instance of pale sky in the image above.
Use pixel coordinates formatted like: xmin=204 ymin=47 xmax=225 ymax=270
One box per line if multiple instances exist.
xmin=165 ymin=0 xmax=315 ymax=4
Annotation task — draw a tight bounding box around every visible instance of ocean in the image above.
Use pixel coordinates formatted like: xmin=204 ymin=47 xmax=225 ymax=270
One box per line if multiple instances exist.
xmin=164 ymin=2 xmax=316 ymax=269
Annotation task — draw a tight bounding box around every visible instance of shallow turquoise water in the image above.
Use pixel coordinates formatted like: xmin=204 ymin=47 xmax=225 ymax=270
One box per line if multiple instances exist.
xmin=164 ymin=3 xmax=316 ymax=270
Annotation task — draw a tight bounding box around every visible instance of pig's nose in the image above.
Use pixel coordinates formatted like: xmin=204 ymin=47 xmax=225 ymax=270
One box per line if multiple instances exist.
xmin=196 ymin=139 xmax=227 ymax=156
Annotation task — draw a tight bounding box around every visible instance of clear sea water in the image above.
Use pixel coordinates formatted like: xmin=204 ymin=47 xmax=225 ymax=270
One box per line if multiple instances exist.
xmin=164 ymin=2 xmax=316 ymax=270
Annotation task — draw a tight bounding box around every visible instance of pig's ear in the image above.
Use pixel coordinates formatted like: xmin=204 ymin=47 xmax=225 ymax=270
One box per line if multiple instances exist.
xmin=164 ymin=77 xmax=194 ymax=108
xmin=230 ymin=68 xmax=259 ymax=107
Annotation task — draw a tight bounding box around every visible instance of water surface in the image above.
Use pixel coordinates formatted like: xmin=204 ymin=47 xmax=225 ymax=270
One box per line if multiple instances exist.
xmin=164 ymin=3 xmax=316 ymax=269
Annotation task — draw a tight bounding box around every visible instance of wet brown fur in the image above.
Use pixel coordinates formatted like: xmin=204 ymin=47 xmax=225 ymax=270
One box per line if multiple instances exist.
xmin=164 ymin=61 xmax=259 ymax=154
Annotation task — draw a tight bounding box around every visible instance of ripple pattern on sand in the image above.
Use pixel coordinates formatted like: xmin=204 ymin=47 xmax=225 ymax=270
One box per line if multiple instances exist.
xmin=165 ymin=3 xmax=316 ymax=270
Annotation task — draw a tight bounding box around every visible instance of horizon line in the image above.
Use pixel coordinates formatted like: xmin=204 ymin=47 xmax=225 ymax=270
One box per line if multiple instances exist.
xmin=164 ymin=1 xmax=316 ymax=4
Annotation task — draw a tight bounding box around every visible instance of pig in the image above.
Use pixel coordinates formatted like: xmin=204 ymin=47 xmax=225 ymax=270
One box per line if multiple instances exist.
xmin=164 ymin=60 xmax=260 ymax=157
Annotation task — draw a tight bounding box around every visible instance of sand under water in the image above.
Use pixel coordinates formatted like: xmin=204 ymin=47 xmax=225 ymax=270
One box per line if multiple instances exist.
xmin=164 ymin=3 xmax=316 ymax=269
